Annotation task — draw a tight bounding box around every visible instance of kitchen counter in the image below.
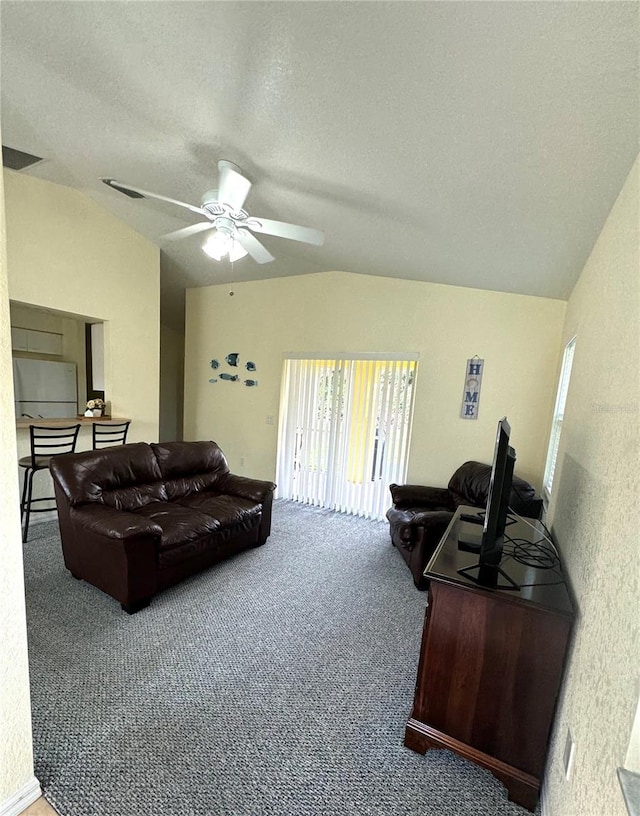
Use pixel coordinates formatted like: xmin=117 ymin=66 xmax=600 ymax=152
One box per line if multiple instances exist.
xmin=16 ymin=416 xmax=131 ymax=429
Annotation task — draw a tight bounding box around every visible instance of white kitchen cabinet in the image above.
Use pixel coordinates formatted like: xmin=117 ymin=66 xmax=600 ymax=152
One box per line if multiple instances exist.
xmin=11 ymin=327 xmax=64 ymax=356
xmin=11 ymin=326 xmax=28 ymax=351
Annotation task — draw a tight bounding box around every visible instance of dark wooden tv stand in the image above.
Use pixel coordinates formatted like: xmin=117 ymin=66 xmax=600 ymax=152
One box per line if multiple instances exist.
xmin=404 ymin=505 xmax=574 ymax=811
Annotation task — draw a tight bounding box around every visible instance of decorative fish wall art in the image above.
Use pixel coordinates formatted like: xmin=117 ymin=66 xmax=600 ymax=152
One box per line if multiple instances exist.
xmin=208 ymin=354 xmax=259 ymax=386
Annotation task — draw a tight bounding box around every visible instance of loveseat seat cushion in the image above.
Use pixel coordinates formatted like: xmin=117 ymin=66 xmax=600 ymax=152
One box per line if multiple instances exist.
xmin=50 ymin=442 xmax=166 ymax=510
xmin=150 ymin=440 xmax=230 ymax=501
xmin=132 ymin=501 xmax=221 ymax=550
xmin=177 ymin=493 xmax=262 ymax=534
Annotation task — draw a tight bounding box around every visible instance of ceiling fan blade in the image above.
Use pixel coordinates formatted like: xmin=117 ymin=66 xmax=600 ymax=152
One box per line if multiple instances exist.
xmin=217 ymin=161 xmax=252 ymax=211
xmin=101 ymin=178 xmax=208 ymax=217
xmin=245 ymin=217 xmax=325 ymax=246
xmin=161 ymin=222 xmax=215 ymax=242
xmin=235 ymin=228 xmax=275 ymax=264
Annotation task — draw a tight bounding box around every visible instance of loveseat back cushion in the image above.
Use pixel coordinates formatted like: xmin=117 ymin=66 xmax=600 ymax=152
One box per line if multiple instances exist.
xmin=49 ymin=442 xmax=166 ymax=510
xmin=151 ymin=440 xmax=230 ymax=501
xmin=448 ymin=460 xmax=536 ymax=509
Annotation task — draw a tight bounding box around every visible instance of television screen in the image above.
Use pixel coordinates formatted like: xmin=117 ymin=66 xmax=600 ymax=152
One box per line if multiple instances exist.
xmin=458 ymin=416 xmax=519 ymax=590
xmin=480 ymin=417 xmax=516 ymax=567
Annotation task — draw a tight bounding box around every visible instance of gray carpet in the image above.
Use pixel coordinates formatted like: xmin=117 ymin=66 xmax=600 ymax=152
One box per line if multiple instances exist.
xmin=24 ymin=500 xmax=541 ymax=816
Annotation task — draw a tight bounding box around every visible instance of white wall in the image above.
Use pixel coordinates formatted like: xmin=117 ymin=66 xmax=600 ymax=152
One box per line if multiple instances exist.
xmin=4 ymin=169 xmax=160 ymax=443
xmin=184 ymin=271 xmax=566 ymax=489
xmin=544 ymin=157 xmax=639 ymax=815
xmin=0 ymin=137 xmax=38 ymax=810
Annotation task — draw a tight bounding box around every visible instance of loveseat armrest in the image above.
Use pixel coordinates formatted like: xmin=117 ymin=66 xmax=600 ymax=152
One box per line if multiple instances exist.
xmin=70 ymin=503 xmax=162 ymax=540
xmin=218 ymin=473 xmax=277 ymax=503
xmin=389 ymin=483 xmax=454 ymax=510
xmin=63 ymin=504 xmax=162 ymax=609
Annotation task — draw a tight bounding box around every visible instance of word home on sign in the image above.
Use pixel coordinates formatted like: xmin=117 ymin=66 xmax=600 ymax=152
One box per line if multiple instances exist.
xmin=461 ymin=358 xmax=484 ymax=420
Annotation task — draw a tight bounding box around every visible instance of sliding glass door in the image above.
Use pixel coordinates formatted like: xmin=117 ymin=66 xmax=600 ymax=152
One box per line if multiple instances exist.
xmin=276 ymin=354 xmax=418 ymax=520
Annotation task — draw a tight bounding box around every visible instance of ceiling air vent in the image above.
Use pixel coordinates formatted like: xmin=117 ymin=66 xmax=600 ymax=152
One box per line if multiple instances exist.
xmin=2 ymin=145 xmax=44 ymax=171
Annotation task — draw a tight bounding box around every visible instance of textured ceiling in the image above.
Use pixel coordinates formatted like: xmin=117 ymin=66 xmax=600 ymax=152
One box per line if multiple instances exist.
xmin=1 ymin=1 xmax=638 ymax=331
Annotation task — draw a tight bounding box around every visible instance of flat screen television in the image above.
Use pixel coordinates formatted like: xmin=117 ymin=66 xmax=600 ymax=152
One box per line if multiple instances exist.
xmin=458 ymin=417 xmax=519 ymax=590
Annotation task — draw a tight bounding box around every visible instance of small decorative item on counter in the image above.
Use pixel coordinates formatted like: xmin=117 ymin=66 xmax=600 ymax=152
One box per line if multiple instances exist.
xmin=85 ymin=398 xmax=105 ymax=417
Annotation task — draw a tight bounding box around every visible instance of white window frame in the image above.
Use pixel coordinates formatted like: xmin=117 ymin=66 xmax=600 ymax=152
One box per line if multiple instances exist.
xmin=543 ymin=336 xmax=576 ymax=502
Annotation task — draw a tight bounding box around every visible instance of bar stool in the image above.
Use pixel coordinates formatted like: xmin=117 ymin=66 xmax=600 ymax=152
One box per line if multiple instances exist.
xmin=19 ymin=424 xmax=81 ymax=543
xmin=92 ymin=420 xmax=131 ymax=449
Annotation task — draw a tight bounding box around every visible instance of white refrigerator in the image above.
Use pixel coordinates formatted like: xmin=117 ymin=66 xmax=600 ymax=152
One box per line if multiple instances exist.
xmin=13 ymin=358 xmax=78 ymax=419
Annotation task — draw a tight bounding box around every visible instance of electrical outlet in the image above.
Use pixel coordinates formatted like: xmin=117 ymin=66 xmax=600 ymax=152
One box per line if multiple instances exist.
xmin=266 ymin=415 xmax=274 ymax=425
xmin=563 ymin=729 xmax=575 ymax=781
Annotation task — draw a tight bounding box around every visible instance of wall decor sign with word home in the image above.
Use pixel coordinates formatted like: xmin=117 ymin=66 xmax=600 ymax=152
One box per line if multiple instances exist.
xmin=460 ymin=357 xmax=484 ymax=420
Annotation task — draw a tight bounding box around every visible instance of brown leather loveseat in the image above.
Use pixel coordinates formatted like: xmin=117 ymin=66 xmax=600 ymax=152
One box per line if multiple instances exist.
xmin=49 ymin=440 xmax=276 ymax=613
xmin=387 ymin=460 xmax=542 ymax=589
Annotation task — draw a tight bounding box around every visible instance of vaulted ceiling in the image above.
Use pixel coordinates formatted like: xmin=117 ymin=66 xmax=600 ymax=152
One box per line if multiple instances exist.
xmin=1 ymin=1 xmax=638 ymax=331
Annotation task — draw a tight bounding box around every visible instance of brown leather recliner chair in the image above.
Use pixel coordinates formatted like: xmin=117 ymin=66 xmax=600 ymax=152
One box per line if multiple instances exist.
xmin=387 ymin=460 xmax=542 ymax=589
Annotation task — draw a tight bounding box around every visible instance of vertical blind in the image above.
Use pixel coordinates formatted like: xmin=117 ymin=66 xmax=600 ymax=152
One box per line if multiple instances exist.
xmin=276 ymin=354 xmax=418 ymax=521
xmin=543 ymin=336 xmax=576 ymax=500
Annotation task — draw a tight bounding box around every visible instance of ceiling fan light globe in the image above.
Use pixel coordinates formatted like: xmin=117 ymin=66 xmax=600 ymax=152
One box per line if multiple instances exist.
xmin=227 ymin=241 xmax=248 ymax=262
xmin=202 ymin=230 xmax=229 ymax=260
xmin=202 ymin=230 xmax=248 ymax=262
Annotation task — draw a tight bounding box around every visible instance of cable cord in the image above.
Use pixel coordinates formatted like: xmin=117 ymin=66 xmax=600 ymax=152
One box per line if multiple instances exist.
xmin=498 ymin=524 xmax=565 ymax=587
xmin=508 ymin=506 xmax=560 ymax=558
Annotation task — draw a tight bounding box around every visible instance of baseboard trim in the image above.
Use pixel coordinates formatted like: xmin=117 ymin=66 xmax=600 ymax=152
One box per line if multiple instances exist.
xmin=0 ymin=777 xmax=42 ymax=816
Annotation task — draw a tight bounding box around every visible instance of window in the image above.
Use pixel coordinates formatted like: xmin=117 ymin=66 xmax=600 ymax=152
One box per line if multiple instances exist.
xmin=543 ymin=336 xmax=576 ymax=500
xmin=276 ymin=354 xmax=418 ymax=520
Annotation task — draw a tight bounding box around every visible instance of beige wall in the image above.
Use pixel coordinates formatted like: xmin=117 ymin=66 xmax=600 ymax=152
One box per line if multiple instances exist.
xmin=4 ymin=169 xmax=160 ymax=443
xmin=543 ymin=157 xmax=639 ymax=815
xmin=0 ymin=140 xmax=37 ymax=807
xmin=184 ymin=271 xmax=566 ymax=489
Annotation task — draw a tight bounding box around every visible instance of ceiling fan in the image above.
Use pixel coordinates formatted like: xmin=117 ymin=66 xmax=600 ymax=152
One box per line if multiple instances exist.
xmin=101 ymin=160 xmax=324 ymax=264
